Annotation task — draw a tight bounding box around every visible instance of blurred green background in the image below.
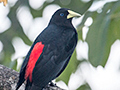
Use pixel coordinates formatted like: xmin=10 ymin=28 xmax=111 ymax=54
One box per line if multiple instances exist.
xmin=0 ymin=0 xmax=120 ymax=90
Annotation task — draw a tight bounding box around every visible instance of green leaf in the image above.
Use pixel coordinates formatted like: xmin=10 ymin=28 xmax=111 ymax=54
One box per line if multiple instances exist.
xmin=86 ymin=1 xmax=120 ymax=67
xmin=77 ymin=83 xmax=91 ymax=90
xmin=9 ymin=59 xmax=17 ymax=70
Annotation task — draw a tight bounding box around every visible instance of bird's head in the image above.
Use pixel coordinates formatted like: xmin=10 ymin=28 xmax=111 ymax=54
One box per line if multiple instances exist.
xmin=49 ymin=8 xmax=81 ymax=27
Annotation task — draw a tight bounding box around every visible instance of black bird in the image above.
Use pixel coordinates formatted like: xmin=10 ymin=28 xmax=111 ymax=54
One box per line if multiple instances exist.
xmin=16 ymin=8 xmax=81 ymax=90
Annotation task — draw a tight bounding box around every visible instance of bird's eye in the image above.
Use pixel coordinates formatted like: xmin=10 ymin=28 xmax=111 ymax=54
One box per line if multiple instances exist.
xmin=60 ymin=13 xmax=64 ymax=17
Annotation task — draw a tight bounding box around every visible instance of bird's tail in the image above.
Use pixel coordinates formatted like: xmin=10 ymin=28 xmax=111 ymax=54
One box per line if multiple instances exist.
xmin=25 ymin=79 xmax=32 ymax=90
xmin=15 ymin=78 xmax=25 ymax=90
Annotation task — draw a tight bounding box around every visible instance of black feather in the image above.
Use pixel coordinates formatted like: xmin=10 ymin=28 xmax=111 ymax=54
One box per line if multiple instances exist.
xmin=16 ymin=8 xmax=78 ymax=90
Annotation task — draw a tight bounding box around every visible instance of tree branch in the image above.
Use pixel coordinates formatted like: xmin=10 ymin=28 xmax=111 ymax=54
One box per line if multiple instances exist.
xmin=0 ymin=64 xmax=64 ymax=90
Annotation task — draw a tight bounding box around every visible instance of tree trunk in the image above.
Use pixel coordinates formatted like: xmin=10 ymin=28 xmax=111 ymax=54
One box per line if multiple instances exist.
xmin=0 ymin=64 xmax=63 ymax=90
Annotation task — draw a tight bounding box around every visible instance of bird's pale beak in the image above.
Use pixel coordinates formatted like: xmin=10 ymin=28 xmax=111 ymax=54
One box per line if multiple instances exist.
xmin=67 ymin=10 xmax=81 ymax=19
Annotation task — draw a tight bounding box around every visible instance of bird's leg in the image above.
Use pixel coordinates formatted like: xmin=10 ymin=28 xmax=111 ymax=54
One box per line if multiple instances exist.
xmin=49 ymin=81 xmax=57 ymax=87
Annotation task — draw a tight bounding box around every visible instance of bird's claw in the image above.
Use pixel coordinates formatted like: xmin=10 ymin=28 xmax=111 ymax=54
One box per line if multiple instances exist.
xmin=49 ymin=82 xmax=57 ymax=87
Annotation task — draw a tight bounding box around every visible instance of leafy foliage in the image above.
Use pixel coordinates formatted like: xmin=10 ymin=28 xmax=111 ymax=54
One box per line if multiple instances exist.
xmin=86 ymin=1 xmax=120 ymax=67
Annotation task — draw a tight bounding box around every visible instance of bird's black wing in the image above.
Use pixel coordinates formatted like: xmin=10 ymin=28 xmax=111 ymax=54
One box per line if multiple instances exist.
xmin=16 ymin=43 xmax=36 ymax=90
xmin=31 ymin=43 xmax=61 ymax=87
xmin=16 ymin=37 xmax=43 ymax=89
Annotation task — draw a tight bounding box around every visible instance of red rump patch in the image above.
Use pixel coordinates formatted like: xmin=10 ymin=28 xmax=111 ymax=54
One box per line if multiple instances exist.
xmin=25 ymin=42 xmax=44 ymax=82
